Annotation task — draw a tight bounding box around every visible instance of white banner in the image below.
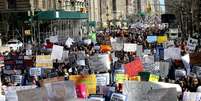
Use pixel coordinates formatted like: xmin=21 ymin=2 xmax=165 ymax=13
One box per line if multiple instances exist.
xmin=51 ymin=45 xmax=64 ymax=60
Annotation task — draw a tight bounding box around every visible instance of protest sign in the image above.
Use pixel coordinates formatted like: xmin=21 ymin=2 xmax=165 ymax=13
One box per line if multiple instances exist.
xmin=29 ymin=68 xmax=42 ymax=76
xmin=147 ymin=36 xmax=157 ymax=43
xmin=147 ymin=88 xmax=177 ymax=101
xmin=96 ymin=73 xmax=110 ymax=86
xmin=100 ymin=45 xmax=112 ymax=52
xmin=62 ymin=51 xmax=69 ymax=62
xmin=123 ymin=81 xmax=181 ymax=101
xmin=83 ymin=39 xmax=92 ymax=45
xmin=5 ymin=85 xmax=37 ymax=101
xmin=164 ymin=47 xmax=181 ymax=60
xmin=144 ymin=49 xmax=151 ymax=55
xmin=159 ymin=62 xmax=170 ymax=78
xmin=0 ymin=95 xmax=5 ymax=101
xmin=136 ymin=45 xmax=143 ymax=57
xmin=17 ymin=88 xmax=46 ymax=101
xmin=143 ymin=55 xmax=155 ymax=64
xmin=175 ymin=69 xmax=186 ymax=80
xmin=89 ymin=32 xmax=96 ymax=42
xmin=65 ymin=37 xmax=74 ymax=48
xmin=183 ymin=92 xmax=201 ymax=101
xmin=181 ymin=54 xmax=190 ymax=75
xmin=157 ymin=35 xmax=167 ymax=44
xmin=11 ymin=75 xmax=22 ymax=84
xmin=149 ymin=74 xmax=159 ymax=82
xmin=110 ymin=93 xmax=127 ymax=101
xmin=129 ymin=76 xmax=141 ymax=81
xmin=51 ymin=45 xmax=64 ymax=60
xmin=124 ymin=43 xmax=137 ymax=52
xmin=3 ymin=70 xmax=21 ymax=75
xmin=26 ymin=49 xmax=32 ymax=56
xmin=44 ymin=81 xmax=77 ymax=101
xmin=39 ymin=77 xmax=64 ymax=87
xmin=76 ymin=84 xmax=87 ymax=98
xmin=69 ymin=74 xmax=97 ymax=96
xmin=187 ymin=37 xmax=198 ymax=53
xmin=139 ymin=72 xmax=150 ymax=81
xmin=49 ymin=35 xmax=58 ymax=43
xmin=89 ymin=97 xmax=105 ymax=101
xmin=124 ymin=58 xmax=144 ymax=77
xmin=36 ymin=55 xmax=53 ymax=69
xmin=89 ymin=54 xmax=111 ymax=72
xmin=115 ymin=74 xmax=128 ymax=83
xmin=111 ymin=42 xmax=123 ymax=51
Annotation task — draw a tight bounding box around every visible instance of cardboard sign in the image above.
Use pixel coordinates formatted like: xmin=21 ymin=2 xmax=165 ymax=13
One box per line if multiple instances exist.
xmin=44 ymin=81 xmax=77 ymax=101
xmin=183 ymin=92 xmax=201 ymax=101
xmin=175 ymin=69 xmax=186 ymax=80
xmin=136 ymin=45 xmax=143 ymax=57
xmin=69 ymin=75 xmax=97 ymax=96
xmin=157 ymin=36 xmax=167 ymax=44
xmin=62 ymin=51 xmax=69 ymax=62
xmin=187 ymin=37 xmax=198 ymax=53
xmin=51 ymin=45 xmax=64 ymax=60
xmin=159 ymin=62 xmax=170 ymax=78
xmin=149 ymin=74 xmax=159 ymax=82
xmin=36 ymin=55 xmax=53 ymax=69
xmin=39 ymin=77 xmax=65 ymax=87
xmin=110 ymin=93 xmax=127 ymax=101
xmin=5 ymin=85 xmax=37 ymax=101
xmin=124 ymin=43 xmax=137 ymax=52
xmin=89 ymin=54 xmax=111 ymax=72
xmin=29 ymin=68 xmax=42 ymax=76
xmin=96 ymin=73 xmax=110 ymax=86
xmin=123 ymin=81 xmax=182 ymax=101
xmin=147 ymin=88 xmax=177 ymax=101
xmin=111 ymin=42 xmax=124 ymax=51
xmin=17 ymin=88 xmax=46 ymax=101
xmin=164 ymin=47 xmax=181 ymax=60
xmin=115 ymin=74 xmax=128 ymax=83
xmin=147 ymin=36 xmax=157 ymax=43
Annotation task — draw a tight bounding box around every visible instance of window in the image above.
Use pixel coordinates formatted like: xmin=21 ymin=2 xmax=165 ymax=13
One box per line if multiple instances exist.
xmin=7 ymin=0 xmax=16 ymax=9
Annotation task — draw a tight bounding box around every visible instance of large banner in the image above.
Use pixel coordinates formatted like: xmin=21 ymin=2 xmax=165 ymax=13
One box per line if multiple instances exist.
xmin=183 ymin=92 xmax=201 ymax=101
xmin=36 ymin=55 xmax=53 ymax=69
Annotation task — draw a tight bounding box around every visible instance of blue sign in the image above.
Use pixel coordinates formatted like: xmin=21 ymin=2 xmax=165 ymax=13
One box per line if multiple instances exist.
xmin=147 ymin=36 xmax=157 ymax=43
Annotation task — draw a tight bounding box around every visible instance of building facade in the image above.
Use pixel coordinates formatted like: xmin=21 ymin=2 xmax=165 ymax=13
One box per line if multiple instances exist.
xmin=0 ymin=0 xmax=88 ymax=43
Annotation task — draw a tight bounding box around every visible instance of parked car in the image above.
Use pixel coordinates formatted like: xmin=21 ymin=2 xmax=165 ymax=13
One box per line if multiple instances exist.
xmin=5 ymin=39 xmax=23 ymax=50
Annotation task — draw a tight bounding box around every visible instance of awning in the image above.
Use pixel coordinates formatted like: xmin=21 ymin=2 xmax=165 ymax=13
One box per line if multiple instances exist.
xmin=35 ymin=10 xmax=88 ymax=20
